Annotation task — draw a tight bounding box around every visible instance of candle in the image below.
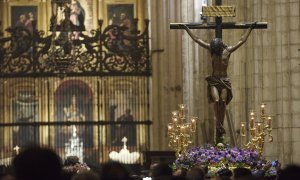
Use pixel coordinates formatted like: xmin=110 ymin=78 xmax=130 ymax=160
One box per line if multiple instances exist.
xmin=250 ymin=110 xmax=255 ymax=129
xmin=172 ymin=110 xmax=179 ymax=117
xmin=176 ymin=137 xmax=181 ymax=147
xmin=267 ymin=116 xmax=272 ymax=128
xmin=250 ymin=117 xmax=255 ymax=129
xmin=172 ymin=117 xmax=178 ymax=124
xmin=168 ymin=124 xmax=173 ymax=135
xmin=180 ymin=126 xmax=185 ymax=134
xmin=191 ymin=117 xmax=197 ymax=131
xmin=179 ymin=104 xmax=185 ymax=109
xmin=179 ymin=104 xmax=185 ymax=117
xmin=261 ymin=103 xmax=265 ymax=115
xmin=250 ymin=110 xmax=255 ymax=116
xmin=240 ymin=122 xmax=246 ymax=136
xmin=257 ymin=123 xmax=262 ymax=134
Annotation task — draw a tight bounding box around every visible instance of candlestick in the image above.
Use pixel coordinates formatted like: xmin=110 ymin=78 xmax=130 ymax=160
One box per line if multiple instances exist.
xmin=168 ymin=104 xmax=197 ymax=158
xmin=240 ymin=103 xmax=273 ymax=155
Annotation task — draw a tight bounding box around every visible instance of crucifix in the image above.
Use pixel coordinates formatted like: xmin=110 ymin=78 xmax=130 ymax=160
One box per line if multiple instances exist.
xmin=121 ymin=136 xmax=128 ymax=149
xmin=170 ymin=0 xmax=268 ymax=143
xmin=13 ymin=145 xmax=21 ymax=155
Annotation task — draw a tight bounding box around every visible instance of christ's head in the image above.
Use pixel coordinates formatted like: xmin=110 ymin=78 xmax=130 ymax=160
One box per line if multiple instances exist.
xmin=210 ymin=38 xmax=227 ymax=56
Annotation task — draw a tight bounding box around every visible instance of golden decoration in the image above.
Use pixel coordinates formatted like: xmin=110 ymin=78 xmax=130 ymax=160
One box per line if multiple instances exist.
xmin=240 ymin=103 xmax=273 ymax=155
xmin=168 ymin=104 xmax=197 ymax=158
xmin=202 ymin=6 xmax=236 ymax=17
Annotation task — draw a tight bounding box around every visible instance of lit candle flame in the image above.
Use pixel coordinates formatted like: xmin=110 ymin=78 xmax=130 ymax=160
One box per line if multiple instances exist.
xmin=241 ymin=122 xmax=246 ymax=136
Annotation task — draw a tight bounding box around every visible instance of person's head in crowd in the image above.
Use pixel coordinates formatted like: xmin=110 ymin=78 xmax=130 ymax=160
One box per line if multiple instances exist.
xmin=63 ymin=156 xmax=90 ymax=174
xmin=277 ymin=164 xmax=300 ymax=180
xmin=61 ymin=169 xmax=76 ymax=180
xmin=0 ymin=174 xmax=16 ymax=180
xmin=150 ymin=163 xmax=173 ymax=179
xmin=173 ymin=168 xmax=187 ymax=178
xmin=216 ymin=168 xmax=232 ymax=178
xmin=186 ymin=167 xmax=205 ymax=180
xmin=252 ymin=169 xmax=265 ymax=178
xmin=65 ymin=156 xmax=80 ymax=166
xmin=233 ymin=168 xmax=252 ymax=179
xmin=0 ymin=166 xmax=15 ymax=180
xmin=100 ymin=161 xmax=130 ymax=180
xmin=12 ymin=146 xmax=62 ymax=180
xmin=71 ymin=171 xmax=99 ymax=180
xmin=215 ymin=176 xmax=232 ymax=180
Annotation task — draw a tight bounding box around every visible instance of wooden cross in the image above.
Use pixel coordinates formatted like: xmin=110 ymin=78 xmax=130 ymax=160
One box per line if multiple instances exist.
xmin=13 ymin=145 xmax=20 ymax=155
xmin=170 ymin=0 xmax=267 ymax=38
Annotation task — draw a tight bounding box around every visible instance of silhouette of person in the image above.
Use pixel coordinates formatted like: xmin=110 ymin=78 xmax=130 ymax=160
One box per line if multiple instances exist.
xmin=12 ymin=146 xmax=62 ymax=180
xmin=112 ymin=109 xmax=136 ymax=146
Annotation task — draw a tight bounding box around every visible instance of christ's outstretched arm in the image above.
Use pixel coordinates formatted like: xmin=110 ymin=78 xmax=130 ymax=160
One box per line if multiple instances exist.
xmin=227 ymin=22 xmax=256 ymax=53
xmin=180 ymin=24 xmax=210 ymax=50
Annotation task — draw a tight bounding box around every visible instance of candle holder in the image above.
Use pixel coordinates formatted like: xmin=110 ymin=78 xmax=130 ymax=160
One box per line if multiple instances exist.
xmin=168 ymin=104 xmax=197 ymax=158
xmin=240 ymin=103 xmax=273 ymax=155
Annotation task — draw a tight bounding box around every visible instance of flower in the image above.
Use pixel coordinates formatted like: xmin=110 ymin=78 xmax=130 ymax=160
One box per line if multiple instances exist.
xmin=174 ymin=144 xmax=267 ymax=175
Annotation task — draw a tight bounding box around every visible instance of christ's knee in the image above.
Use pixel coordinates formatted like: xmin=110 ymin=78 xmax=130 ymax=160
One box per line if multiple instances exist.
xmin=220 ymin=89 xmax=228 ymax=102
xmin=211 ymin=87 xmax=220 ymax=102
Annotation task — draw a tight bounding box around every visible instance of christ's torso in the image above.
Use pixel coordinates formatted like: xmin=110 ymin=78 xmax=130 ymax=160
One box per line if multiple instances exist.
xmin=211 ymin=49 xmax=231 ymax=77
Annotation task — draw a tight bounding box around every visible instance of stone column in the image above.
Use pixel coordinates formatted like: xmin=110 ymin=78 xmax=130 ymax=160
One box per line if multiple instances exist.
xmin=149 ymin=0 xmax=184 ymax=150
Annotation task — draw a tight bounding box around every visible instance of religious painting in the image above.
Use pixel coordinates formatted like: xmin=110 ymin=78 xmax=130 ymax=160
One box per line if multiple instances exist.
xmin=50 ymin=0 xmax=95 ymax=36
xmin=74 ymin=0 xmax=95 ymax=33
xmin=106 ymin=4 xmax=135 ymax=52
xmin=54 ymin=80 xmax=93 ymax=149
xmin=107 ymin=4 xmax=134 ymax=26
xmin=11 ymin=6 xmax=38 ymax=34
xmin=12 ymin=89 xmax=39 ymax=147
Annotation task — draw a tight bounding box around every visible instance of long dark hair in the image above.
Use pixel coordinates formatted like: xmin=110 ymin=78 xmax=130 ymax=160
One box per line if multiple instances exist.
xmin=210 ymin=38 xmax=227 ymax=56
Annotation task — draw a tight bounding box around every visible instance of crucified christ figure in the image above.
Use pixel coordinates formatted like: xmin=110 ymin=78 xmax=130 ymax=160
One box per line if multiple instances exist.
xmin=180 ymin=22 xmax=256 ymax=141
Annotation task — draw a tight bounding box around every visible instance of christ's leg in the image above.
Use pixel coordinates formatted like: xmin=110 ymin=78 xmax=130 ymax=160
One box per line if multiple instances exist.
xmin=210 ymin=86 xmax=224 ymax=140
xmin=218 ymin=88 xmax=228 ymax=135
xmin=210 ymin=86 xmax=220 ymax=122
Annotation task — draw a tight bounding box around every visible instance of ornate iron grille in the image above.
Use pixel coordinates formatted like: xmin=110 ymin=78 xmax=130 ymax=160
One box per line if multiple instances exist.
xmin=0 ymin=19 xmax=150 ymax=77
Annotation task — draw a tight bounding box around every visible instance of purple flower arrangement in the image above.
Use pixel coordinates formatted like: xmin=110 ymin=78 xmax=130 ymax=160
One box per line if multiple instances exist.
xmin=174 ymin=144 xmax=267 ymax=174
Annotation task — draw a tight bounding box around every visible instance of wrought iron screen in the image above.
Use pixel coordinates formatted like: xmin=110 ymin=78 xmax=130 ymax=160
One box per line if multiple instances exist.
xmin=0 ymin=17 xmax=151 ymax=165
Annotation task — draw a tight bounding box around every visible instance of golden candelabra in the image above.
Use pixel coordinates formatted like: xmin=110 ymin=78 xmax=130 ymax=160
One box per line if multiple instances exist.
xmin=167 ymin=104 xmax=197 ymax=158
xmin=240 ymin=103 xmax=273 ymax=155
